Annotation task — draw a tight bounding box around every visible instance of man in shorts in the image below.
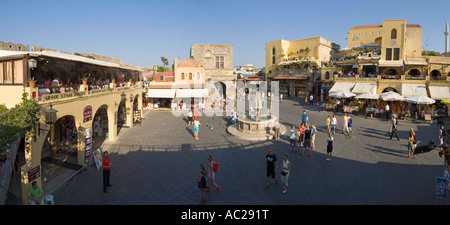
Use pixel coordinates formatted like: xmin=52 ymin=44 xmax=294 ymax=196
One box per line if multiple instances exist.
xmin=265 ymin=149 xmax=279 ymax=189
xmin=302 ymin=125 xmax=312 ymax=157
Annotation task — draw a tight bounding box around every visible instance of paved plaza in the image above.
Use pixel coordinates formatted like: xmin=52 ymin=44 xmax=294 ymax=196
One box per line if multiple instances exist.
xmin=51 ymin=98 xmax=445 ymax=205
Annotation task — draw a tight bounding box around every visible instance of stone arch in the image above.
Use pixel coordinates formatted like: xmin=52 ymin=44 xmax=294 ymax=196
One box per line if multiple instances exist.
xmin=407 ymin=69 xmax=421 ymax=76
xmin=382 ymin=87 xmax=399 ymax=93
xmin=385 ymin=68 xmax=399 ymax=75
xmin=431 ymin=69 xmax=441 ymax=77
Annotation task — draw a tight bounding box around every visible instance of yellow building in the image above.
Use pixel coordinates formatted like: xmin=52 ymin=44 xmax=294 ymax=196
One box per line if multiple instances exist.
xmin=323 ymin=19 xmax=450 ymax=116
xmin=146 ymin=58 xmax=207 ymax=108
xmin=0 ymin=49 xmax=143 ymax=204
xmin=265 ymin=36 xmax=335 ymax=98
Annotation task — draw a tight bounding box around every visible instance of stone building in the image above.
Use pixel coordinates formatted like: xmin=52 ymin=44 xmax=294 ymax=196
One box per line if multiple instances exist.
xmin=0 ymin=41 xmax=29 ymax=51
xmin=190 ymin=44 xmax=235 ymax=98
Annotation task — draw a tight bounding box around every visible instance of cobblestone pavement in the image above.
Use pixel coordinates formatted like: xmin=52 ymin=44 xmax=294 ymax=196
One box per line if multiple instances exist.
xmin=51 ymin=98 xmax=445 ymax=205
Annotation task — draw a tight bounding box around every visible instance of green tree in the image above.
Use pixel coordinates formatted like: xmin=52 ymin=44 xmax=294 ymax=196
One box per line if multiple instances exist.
xmin=0 ymin=91 xmax=39 ymax=153
xmin=161 ymin=57 xmax=169 ymax=67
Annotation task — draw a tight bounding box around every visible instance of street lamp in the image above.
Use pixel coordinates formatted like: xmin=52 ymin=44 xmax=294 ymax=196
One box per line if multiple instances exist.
xmin=38 ymin=103 xmax=58 ymax=136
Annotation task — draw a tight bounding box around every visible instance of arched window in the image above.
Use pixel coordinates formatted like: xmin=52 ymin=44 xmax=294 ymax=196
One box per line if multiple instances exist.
xmin=391 ymin=29 xmax=397 ymax=39
xmin=189 ymin=73 xmax=193 ymax=80
xmin=272 ymin=48 xmax=275 ymax=55
xmin=196 ymin=72 xmax=201 ymax=80
xmin=181 ymin=73 xmax=185 ymax=80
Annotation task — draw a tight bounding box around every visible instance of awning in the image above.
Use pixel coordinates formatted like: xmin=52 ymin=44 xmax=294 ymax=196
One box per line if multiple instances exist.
xmin=428 ymin=86 xmax=450 ymax=100
xmin=351 ymin=83 xmax=377 ymax=94
xmin=145 ymin=89 xmax=176 ymax=98
xmin=329 ymin=82 xmax=355 ymax=93
xmin=401 ymin=84 xmax=427 ymax=97
xmin=175 ymin=89 xmax=209 ymax=98
xmin=404 ymin=61 xmax=427 ymax=66
xmin=378 ymin=60 xmax=403 ymax=67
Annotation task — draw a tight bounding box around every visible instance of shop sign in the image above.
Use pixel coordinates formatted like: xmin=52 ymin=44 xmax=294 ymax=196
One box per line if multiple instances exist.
xmin=41 ymin=91 xmax=86 ymax=102
xmin=28 ymin=165 xmax=40 ymax=182
xmin=83 ymin=105 xmax=93 ymax=123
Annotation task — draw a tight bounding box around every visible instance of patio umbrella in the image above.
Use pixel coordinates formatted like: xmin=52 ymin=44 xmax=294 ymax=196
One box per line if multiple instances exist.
xmin=380 ymin=91 xmax=405 ymax=101
xmin=405 ymin=95 xmax=436 ymax=105
xmin=355 ymin=93 xmax=380 ymax=100
xmin=329 ymin=91 xmax=356 ymax=98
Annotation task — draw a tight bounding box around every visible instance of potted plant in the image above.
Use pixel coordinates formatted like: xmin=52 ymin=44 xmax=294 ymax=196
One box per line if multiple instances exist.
xmin=28 ymin=77 xmax=36 ymax=88
xmin=81 ymin=76 xmax=89 ymax=85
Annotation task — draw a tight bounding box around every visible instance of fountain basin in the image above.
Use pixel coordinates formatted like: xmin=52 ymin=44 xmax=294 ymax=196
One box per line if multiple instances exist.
xmin=226 ymin=115 xmax=286 ymax=141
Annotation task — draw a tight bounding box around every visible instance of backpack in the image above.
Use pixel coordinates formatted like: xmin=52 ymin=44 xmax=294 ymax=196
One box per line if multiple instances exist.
xmin=213 ymin=161 xmax=219 ymax=173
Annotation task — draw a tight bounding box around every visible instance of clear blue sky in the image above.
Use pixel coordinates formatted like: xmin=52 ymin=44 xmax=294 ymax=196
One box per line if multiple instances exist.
xmin=2 ymin=0 xmax=449 ymax=68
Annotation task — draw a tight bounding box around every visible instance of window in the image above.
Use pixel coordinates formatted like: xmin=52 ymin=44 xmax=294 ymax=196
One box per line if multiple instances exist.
xmin=386 ymin=48 xmax=392 ymax=60
xmin=391 ymin=29 xmax=397 ymax=39
xmin=378 ymin=32 xmax=380 ymax=36
xmin=371 ymin=32 xmax=374 ymax=36
xmin=181 ymin=73 xmax=185 ymax=80
xmin=160 ymin=76 xmax=164 ymax=81
xmin=364 ymin=32 xmax=367 ymax=36
xmin=393 ymin=48 xmax=400 ymax=60
xmin=0 ymin=62 xmax=3 ymax=83
xmin=5 ymin=61 xmax=13 ymax=83
xmin=189 ymin=73 xmax=193 ymax=80
xmin=272 ymin=48 xmax=275 ymax=55
xmin=13 ymin=60 xmax=23 ymax=84
xmin=204 ymin=50 xmax=211 ymax=58
xmin=196 ymin=72 xmax=201 ymax=80
xmin=215 ymin=56 xmax=224 ymax=68
xmin=272 ymin=56 xmax=275 ymax=64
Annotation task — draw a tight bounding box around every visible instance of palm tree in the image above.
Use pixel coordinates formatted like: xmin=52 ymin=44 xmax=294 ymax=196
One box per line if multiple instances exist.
xmin=161 ymin=57 xmax=169 ymax=67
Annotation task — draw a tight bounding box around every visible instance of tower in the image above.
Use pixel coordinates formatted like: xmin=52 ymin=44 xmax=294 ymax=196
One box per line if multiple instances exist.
xmin=445 ymin=21 xmax=449 ymax=53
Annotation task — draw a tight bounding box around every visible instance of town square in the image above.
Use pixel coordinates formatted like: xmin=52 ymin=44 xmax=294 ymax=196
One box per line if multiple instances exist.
xmin=0 ymin=1 xmax=450 ymax=215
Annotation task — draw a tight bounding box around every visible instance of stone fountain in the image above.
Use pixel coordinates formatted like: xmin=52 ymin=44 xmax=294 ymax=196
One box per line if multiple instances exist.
xmin=227 ymin=92 xmax=285 ymax=141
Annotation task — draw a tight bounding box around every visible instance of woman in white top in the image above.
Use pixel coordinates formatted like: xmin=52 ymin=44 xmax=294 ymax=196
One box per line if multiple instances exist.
xmin=331 ymin=115 xmax=338 ymax=135
xmin=280 ymin=155 xmax=291 ymax=194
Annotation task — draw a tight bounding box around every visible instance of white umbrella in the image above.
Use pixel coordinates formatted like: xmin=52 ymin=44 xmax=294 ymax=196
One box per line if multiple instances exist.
xmin=355 ymin=93 xmax=380 ymax=100
xmin=380 ymin=91 xmax=405 ymax=101
xmin=406 ymin=95 xmax=436 ymax=104
xmin=329 ymin=91 xmax=356 ymax=98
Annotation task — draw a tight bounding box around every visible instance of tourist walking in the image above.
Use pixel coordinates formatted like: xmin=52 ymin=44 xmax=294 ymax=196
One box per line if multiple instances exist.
xmin=265 ymin=149 xmax=279 ymax=189
xmin=280 ymin=155 xmax=291 ymax=194
xmin=102 ymin=151 xmax=112 ymax=193
xmin=440 ymin=125 xmax=445 ymax=148
xmin=342 ymin=113 xmax=349 ymax=135
xmin=198 ymin=164 xmax=207 ymax=204
xmin=389 ymin=115 xmax=400 ymax=140
xmin=302 ymin=125 xmax=312 ymax=157
xmin=193 ymin=118 xmax=201 ymax=140
xmin=289 ymin=125 xmax=297 ymax=152
xmin=326 ymin=133 xmax=334 ymax=161
xmin=326 ymin=115 xmax=331 ymax=133
xmin=273 ymin=120 xmax=281 ymax=140
xmin=188 ymin=110 xmax=193 ymax=125
xmin=310 ymin=123 xmax=317 ymax=150
xmin=301 ymin=110 xmax=308 ymax=126
xmin=407 ymin=128 xmax=417 ymax=158
xmin=331 ymin=115 xmax=338 ymax=135
xmin=298 ymin=122 xmax=306 ymax=147
xmin=348 ymin=115 xmax=353 ymax=134
xmin=206 ymin=155 xmax=220 ymax=193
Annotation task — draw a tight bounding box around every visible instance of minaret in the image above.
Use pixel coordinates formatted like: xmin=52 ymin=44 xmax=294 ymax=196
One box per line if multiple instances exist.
xmin=445 ymin=21 xmax=449 ymax=53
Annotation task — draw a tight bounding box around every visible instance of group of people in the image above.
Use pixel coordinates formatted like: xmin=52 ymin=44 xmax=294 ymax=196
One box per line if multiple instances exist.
xmin=197 ymin=155 xmax=221 ymax=204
